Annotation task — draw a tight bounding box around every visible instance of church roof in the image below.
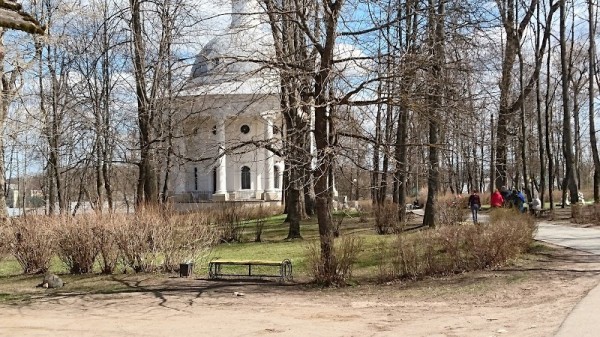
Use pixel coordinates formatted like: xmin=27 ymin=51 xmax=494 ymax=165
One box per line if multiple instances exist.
xmin=186 ymin=0 xmax=277 ymax=94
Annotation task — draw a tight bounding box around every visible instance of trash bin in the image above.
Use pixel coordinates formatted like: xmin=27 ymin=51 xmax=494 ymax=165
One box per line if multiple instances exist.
xmin=179 ymin=262 xmax=194 ymax=277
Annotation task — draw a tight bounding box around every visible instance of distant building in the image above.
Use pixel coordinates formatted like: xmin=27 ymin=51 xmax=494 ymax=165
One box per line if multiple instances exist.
xmin=6 ymin=184 xmax=19 ymax=208
xmin=168 ymin=0 xmax=283 ymax=203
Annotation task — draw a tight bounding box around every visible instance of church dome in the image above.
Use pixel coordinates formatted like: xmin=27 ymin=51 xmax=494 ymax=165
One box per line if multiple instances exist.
xmin=189 ymin=0 xmax=274 ymax=84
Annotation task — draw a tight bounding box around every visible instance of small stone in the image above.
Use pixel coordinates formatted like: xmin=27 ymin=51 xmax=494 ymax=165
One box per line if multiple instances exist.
xmin=497 ymin=329 xmax=508 ymax=333
xmin=234 ymin=292 xmax=245 ymax=297
xmin=39 ymin=273 xmax=64 ymax=289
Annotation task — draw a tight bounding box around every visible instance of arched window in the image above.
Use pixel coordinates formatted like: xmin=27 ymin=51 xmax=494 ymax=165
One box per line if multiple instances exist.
xmin=274 ymin=166 xmax=280 ymax=189
xmin=241 ymin=166 xmax=251 ymax=190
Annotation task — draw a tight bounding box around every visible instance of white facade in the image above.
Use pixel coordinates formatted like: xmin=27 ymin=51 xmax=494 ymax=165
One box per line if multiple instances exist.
xmin=169 ymin=0 xmax=283 ymax=202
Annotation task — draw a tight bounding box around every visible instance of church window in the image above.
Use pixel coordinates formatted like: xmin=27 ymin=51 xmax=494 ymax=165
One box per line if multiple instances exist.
xmin=212 ymin=168 xmax=217 ymax=193
xmin=274 ymin=166 xmax=280 ymax=189
xmin=240 ymin=124 xmax=250 ymax=134
xmin=241 ymin=166 xmax=251 ymax=189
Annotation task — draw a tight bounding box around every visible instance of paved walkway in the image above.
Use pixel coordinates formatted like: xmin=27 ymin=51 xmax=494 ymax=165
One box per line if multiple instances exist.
xmin=535 ymin=222 xmax=600 ymax=336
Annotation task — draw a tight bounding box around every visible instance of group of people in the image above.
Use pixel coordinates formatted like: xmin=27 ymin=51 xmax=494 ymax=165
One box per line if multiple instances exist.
xmin=468 ymin=186 xmax=542 ymax=223
xmin=490 ymin=187 xmax=529 ymax=212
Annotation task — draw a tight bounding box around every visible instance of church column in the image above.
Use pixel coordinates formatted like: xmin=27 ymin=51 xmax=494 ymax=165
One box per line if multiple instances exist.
xmin=174 ymin=121 xmax=187 ymax=195
xmin=263 ymin=113 xmax=278 ymax=200
xmin=214 ymin=118 xmax=228 ymax=201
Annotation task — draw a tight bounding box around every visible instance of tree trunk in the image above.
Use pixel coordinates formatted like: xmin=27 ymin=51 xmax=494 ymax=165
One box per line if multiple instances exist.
xmin=589 ymin=0 xmax=600 ymax=203
xmin=423 ymin=0 xmax=444 ymax=228
xmin=559 ymin=0 xmax=578 ymax=205
xmin=130 ymin=0 xmax=158 ymax=206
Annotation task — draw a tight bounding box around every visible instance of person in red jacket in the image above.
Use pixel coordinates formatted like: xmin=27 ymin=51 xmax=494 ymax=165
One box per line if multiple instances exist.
xmin=490 ymin=188 xmax=504 ymax=208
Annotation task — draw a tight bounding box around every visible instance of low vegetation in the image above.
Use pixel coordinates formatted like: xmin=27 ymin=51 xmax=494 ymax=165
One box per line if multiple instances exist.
xmin=377 ymin=208 xmax=535 ymax=281
xmin=0 ymin=202 xmax=540 ymax=292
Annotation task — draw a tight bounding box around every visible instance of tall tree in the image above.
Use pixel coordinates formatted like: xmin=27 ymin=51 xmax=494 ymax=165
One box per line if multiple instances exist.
xmin=0 ymin=1 xmax=43 ymax=220
xmin=423 ymin=0 xmax=445 ymax=228
xmin=588 ymin=0 xmax=600 ymax=203
xmin=558 ymin=0 xmax=578 ymax=204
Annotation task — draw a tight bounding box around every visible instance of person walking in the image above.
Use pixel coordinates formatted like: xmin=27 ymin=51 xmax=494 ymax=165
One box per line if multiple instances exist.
xmin=468 ymin=189 xmax=481 ymax=223
xmin=490 ymin=188 xmax=504 ymax=208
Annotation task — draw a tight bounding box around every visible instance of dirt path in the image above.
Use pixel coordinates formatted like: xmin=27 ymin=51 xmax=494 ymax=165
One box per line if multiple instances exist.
xmin=2 ymin=249 xmax=600 ymax=337
xmin=3 ymin=216 xmax=600 ymax=337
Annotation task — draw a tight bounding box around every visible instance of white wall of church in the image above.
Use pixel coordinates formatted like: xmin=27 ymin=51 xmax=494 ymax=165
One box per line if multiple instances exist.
xmin=174 ymin=109 xmax=282 ymax=200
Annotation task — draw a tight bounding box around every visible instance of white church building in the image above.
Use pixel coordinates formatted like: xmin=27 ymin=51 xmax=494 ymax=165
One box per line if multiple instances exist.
xmin=168 ymin=0 xmax=284 ymax=203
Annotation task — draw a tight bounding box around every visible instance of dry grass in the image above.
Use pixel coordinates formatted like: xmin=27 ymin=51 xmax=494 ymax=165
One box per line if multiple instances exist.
xmin=572 ymin=204 xmax=600 ymax=225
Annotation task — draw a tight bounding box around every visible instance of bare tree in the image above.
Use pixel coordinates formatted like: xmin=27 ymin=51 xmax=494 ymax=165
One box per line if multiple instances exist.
xmin=588 ymin=0 xmax=600 ymax=203
xmin=0 ymin=0 xmax=43 ymax=219
xmin=558 ymin=0 xmax=578 ymax=205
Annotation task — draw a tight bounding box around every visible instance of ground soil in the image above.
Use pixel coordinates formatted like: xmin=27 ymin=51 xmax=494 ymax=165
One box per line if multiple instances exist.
xmin=2 ymin=219 xmax=600 ymax=336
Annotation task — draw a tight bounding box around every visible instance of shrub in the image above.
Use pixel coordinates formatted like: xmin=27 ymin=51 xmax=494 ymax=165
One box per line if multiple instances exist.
xmin=0 ymin=224 xmax=8 ymax=262
xmin=434 ymin=198 xmax=467 ymax=226
xmin=378 ymin=209 xmax=535 ymax=280
xmin=388 ymin=230 xmax=440 ymax=278
xmin=253 ymin=205 xmax=270 ymax=242
xmin=7 ymin=216 xmax=56 ymax=274
xmin=572 ymin=204 xmax=600 ymax=225
xmin=356 ymin=200 xmax=372 ymax=223
xmin=332 ymin=212 xmax=345 ymax=238
xmin=306 ymin=235 xmax=364 ymax=285
xmin=56 ymin=215 xmax=98 ymax=274
xmin=115 ymin=210 xmax=164 ymax=273
xmin=374 ymin=202 xmax=399 ymax=234
xmin=215 ymin=203 xmax=244 ymax=243
xmin=93 ymin=215 xmax=120 ymax=274
xmin=161 ymin=212 xmax=218 ymax=272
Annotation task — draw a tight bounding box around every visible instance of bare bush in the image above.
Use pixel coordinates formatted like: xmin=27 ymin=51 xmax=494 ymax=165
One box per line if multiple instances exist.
xmin=7 ymin=216 xmax=56 ymax=274
xmin=114 ymin=210 xmax=164 ymax=273
xmin=161 ymin=212 xmax=219 ymax=272
xmin=379 ymin=209 xmax=535 ymax=280
xmin=245 ymin=204 xmax=283 ymax=221
xmin=356 ymin=200 xmax=372 ymax=223
xmin=0 ymin=224 xmax=8 ymax=261
xmin=434 ymin=197 xmax=467 ymax=226
xmin=93 ymin=215 xmax=121 ymax=274
xmin=56 ymin=215 xmax=98 ymax=274
xmin=388 ymin=231 xmax=439 ymax=278
xmin=215 ymin=203 xmax=244 ymax=243
xmin=572 ymin=204 xmax=600 ymax=225
xmin=332 ymin=212 xmax=346 ymax=238
xmin=374 ymin=202 xmax=399 ymax=234
xmin=253 ymin=205 xmax=270 ymax=242
xmin=306 ymin=235 xmax=364 ymax=285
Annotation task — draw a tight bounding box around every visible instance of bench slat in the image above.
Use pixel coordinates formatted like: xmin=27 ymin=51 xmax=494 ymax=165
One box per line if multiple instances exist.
xmin=210 ymin=260 xmax=284 ymax=266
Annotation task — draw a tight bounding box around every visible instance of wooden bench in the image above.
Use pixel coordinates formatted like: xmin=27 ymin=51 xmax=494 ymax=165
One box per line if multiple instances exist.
xmin=208 ymin=259 xmax=293 ymax=282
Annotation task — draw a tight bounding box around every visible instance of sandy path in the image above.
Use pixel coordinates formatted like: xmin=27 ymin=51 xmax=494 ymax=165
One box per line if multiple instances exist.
xmin=1 ymin=272 xmax=597 ymax=337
